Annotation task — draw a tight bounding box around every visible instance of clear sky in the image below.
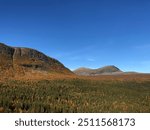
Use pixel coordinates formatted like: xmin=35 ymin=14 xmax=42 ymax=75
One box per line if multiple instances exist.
xmin=0 ymin=0 xmax=150 ymax=72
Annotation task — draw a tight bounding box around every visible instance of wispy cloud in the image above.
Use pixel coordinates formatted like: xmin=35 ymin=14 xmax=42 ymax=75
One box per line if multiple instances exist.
xmin=134 ymin=44 xmax=150 ymax=49
xmin=87 ymin=58 xmax=95 ymax=62
xmin=69 ymin=57 xmax=96 ymax=62
xmin=54 ymin=44 xmax=98 ymax=59
xmin=141 ymin=60 xmax=150 ymax=65
xmin=69 ymin=56 xmax=82 ymax=60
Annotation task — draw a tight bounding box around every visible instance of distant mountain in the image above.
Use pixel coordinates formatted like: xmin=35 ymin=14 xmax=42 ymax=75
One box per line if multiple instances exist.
xmin=73 ymin=65 xmax=123 ymax=76
xmin=0 ymin=43 xmax=72 ymax=78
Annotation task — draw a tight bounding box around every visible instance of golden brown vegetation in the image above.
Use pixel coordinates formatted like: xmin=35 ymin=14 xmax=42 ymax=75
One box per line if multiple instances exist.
xmin=0 ymin=76 xmax=150 ymax=113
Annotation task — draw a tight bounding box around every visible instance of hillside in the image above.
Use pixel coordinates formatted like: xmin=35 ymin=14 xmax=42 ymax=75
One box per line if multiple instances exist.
xmin=1 ymin=43 xmax=150 ymax=113
xmin=74 ymin=65 xmax=122 ymax=76
xmin=0 ymin=43 xmax=72 ymax=79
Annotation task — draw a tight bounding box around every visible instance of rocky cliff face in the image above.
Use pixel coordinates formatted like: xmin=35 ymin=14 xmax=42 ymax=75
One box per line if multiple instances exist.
xmin=0 ymin=43 xmax=72 ymax=78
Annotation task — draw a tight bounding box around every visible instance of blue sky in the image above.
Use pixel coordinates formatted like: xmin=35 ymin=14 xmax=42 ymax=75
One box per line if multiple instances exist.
xmin=0 ymin=0 xmax=150 ymax=72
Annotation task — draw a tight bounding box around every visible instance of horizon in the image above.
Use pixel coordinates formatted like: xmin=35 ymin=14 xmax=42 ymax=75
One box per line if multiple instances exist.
xmin=0 ymin=42 xmax=149 ymax=73
xmin=0 ymin=0 xmax=150 ymax=73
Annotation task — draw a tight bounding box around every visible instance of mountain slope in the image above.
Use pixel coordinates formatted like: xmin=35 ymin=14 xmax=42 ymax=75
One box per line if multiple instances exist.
xmin=0 ymin=43 xmax=72 ymax=78
xmin=73 ymin=65 xmax=122 ymax=76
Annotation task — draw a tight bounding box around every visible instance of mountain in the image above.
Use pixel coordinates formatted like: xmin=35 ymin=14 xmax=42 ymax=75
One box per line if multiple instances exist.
xmin=73 ymin=65 xmax=122 ymax=76
xmin=0 ymin=43 xmax=72 ymax=78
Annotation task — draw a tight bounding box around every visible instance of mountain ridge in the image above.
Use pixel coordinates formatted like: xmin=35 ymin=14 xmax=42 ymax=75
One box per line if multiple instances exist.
xmin=73 ymin=65 xmax=123 ymax=76
xmin=0 ymin=42 xmax=72 ymax=78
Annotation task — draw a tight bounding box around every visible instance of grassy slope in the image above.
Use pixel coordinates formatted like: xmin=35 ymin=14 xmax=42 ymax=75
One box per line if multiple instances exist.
xmin=0 ymin=78 xmax=150 ymax=113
